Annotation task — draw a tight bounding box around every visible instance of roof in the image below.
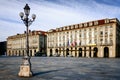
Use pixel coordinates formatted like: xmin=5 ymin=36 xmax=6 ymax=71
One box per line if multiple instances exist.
xmin=47 ymin=18 xmax=119 ymax=33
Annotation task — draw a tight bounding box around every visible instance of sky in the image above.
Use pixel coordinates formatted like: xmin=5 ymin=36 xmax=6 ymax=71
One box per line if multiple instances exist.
xmin=1 ymin=0 xmax=120 ymax=41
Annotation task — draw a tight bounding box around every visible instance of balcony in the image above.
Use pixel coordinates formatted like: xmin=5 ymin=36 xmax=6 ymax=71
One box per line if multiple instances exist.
xmin=99 ymin=42 xmax=113 ymax=46
xmin=99 ymin=35 xmax=103 ymax=37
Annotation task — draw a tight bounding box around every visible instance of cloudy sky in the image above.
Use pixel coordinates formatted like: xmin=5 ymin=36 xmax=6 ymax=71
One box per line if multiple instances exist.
xmin=0 ymin=0 xmax=120 ymax=41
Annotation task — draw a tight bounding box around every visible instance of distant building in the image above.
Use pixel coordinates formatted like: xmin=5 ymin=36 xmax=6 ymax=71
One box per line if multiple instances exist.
xmin=0 ymin=41 xmax=7 ymax=56
xmin=7 ymin=30 xmax=47 ymax=56
xmin=47 ymin=18 xmax=120 ymax=58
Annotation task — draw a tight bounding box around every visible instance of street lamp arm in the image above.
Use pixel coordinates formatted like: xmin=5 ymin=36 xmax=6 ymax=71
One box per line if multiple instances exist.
xmin=28 ymin=19 xmax=34 ymax=26
xmin=19 ymin=14 xmax=36 ymax=27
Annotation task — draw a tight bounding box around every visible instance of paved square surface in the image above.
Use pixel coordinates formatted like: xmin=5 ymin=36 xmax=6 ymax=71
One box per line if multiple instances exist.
xmin=0 ymin=57 xmax=120 ymax=80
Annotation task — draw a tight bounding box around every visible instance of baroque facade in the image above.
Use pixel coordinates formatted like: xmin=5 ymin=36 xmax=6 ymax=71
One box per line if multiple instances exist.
xmin=47 ymin=18 xmax=120 ymax=58
xmin=7 ymin=30 xmax=47 ymax=56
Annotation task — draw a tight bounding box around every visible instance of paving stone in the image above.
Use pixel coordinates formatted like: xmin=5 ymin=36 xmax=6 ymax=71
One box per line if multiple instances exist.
xmin=0 ymin=57 xmax=120 ymax=80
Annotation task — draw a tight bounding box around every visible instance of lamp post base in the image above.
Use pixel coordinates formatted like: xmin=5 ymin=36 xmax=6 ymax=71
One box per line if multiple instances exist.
xmin=18 ymin=65 xmax=32 ymax=77
xmin=18 ymin=56 xmax=32 ymax=77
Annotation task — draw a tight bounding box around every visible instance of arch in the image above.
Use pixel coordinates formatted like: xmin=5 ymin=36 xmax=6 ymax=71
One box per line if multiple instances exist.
xmin=89 ymin=47 xmax=91 ymax=57
xmin=93 ymin=47 xmax=98 ymax=57
xmin=84 ymin=47 xmax=86 ymax=57
xmin=11 ymin=50 xmax=14 ymax=56
xmin=75 ymin=47 xmax=77 ymax=57
xmin=55 ymin=49 xmax=58 ymax=53
xmin=55 ymin=49 xmax=59 ymax=56
xmin=59 ymin=48 xmax=61 ymax=54
xmin=79 ymin=48 xmax=82 ymax=57
xmin=63 ymin=48 xmax=65 ymax=57
xmin=50 ymin=49 xmax=52 ymax=56
xmin=19 ymin=50 xmax=21 ymax=56
xmin=18 ymin=53 xmax=20 ymax=56
xmin=15 ymin=51 xmax=17 ymax=56
xmin=66 ymin=48 xmax=69 ymax=56
xmin=104 ymin=47 xmax=109 ymax=58
xmin=23 ymin=50 xmax=24 ymax=56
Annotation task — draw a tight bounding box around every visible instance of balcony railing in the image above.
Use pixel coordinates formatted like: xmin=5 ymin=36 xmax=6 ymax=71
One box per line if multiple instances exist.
xmin=99 ymin=42 xmax=113 ymax=46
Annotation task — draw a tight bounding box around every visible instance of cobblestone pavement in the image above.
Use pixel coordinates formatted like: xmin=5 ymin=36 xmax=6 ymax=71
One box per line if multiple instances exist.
xmin=0 ymin=57 xmax=120 ymax=80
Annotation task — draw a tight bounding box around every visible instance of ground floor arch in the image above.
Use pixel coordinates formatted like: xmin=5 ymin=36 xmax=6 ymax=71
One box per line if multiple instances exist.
xmin=47 ymin=45 xmax=115 ymax=58
xmin=89 ymin=47 xmax=91 ymax=57
xmin=66 ymin=48 xmax=69 ymax=56
xmin=50 ymin=49 xmax=52 ymax=56
xmin=104 ymin=47 xmax=109 ymax=58
xmin=93 ymin=47 xmax=98 ymax=57
xmin=55 ymin=49 xmax=58 ymax=53
xmin=84 ymin=47 xmax=86 ymax=57
xmin=75 ymin=47 xmax=77 ymax=57
xmin=79 ymin=48 xmax=82 ymax=57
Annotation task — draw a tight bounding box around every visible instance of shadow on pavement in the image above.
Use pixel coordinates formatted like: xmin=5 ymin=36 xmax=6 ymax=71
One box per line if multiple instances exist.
xmin=33 ymin=68 xmax=68 ymax=76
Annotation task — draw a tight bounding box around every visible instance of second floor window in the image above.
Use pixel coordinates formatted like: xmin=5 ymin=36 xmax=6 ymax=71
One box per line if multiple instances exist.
xmin=100 ymin=31 xmax=103 ymax=35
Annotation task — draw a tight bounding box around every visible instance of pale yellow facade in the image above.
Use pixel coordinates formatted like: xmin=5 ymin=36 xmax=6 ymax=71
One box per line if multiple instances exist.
xmin=7 ymin=30 xmax=46 ymax=56
xmin=47 ymin=18 xmax=120 ymax=58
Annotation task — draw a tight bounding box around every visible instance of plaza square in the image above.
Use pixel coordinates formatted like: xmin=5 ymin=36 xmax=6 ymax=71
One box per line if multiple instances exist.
xmin=0 ymin=57 xmax=120 ymax=80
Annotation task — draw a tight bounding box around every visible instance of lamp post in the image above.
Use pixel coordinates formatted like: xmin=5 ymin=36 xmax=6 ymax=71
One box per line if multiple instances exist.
xmin=18 ymin=4 xmax=36 ymax=77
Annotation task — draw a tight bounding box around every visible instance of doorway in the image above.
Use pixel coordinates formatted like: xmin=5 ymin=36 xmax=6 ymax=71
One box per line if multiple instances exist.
xmin=66 ymin=48 xmax=69 ymax=56
xmin=79 ymin=48 xmax=82 ymax=57
xmin=50 ymin=49 xmax=52 ymax=56
xmin=93 ymin=47 xmax=98 ymax=57
xmin=104 ymin=47 xmax=109 ymax=58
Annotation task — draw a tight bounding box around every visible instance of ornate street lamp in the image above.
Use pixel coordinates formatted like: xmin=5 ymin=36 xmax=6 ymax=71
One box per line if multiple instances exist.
xmin=18 ymin=4 xmax=36 ymax=77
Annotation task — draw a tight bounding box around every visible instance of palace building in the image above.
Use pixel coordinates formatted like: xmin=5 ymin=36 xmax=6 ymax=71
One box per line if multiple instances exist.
xmin=47 ymin=18 xmax=120 ymax=58
xmin=7 ymin=30 xmax=47 ymax=56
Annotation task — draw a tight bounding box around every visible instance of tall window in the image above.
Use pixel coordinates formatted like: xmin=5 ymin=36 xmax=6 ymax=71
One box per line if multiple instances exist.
xmin=100 ymin=31 xmax=103 ymax=35
xmin=94 ymin=39 xmax=97 ymax=44
xmin=89 ymin=40 xmax=91 ymax=44
xmin=105 ymin=38 xmax=107 ymax=43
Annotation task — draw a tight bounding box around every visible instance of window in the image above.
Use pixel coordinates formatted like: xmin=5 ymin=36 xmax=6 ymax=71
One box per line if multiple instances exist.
xmin=94 ymin=39 xmax=97 ymax=44
xmin=105 ymin=39 xmax=107 ymax=43
xmin=105 ymin=19 xmax=109 ymax=23
xmin=89 ymin=28 xmax=91 ymax=31
xmin=89 ymin=40 xmax=91 ymax=43
xmin=110 ymin=26 xmax=112 ymax=28
xmin=94 ymin=28 xmax=97 ymax=30
xmin=84 ymin=29 xmax=86 ymax=31
xmin=84 ymin=23 xmax=87 ymax=27
xmin=59 ymin=44 xmax=61 ymax=47
xmin=67 ymin=32 xmax=69 ymax=34
xmin=100 ymin=39 xmax=103 ymax=41
xmin=79 ymin=41 xmax=81 ymax=45
xmin=79 ymin=30 xmax=81 ymax=32
xmin=100 ymin=31 xmax=103 ymax=35
xmin=67 ymin=26 xmax=69 ymax=30
xmin=94 ymin=21 xmax=98 ymax=25
xmin=110 ymin=38 xmax=113 ymax=43
xmin=79 ymin=34 xmax=81 ymax=37
xmin=89 ymin=22 xmax=93 ymax=26
xmin=105 ymin=32 xmax=108 ymax=35
xmin=75 ymin=25 xmax=77 ymax=28
xmin=79 ymin=24 xmax=83 ymax=28
xmin=75 ymin=30 xmax=77 ymax=33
